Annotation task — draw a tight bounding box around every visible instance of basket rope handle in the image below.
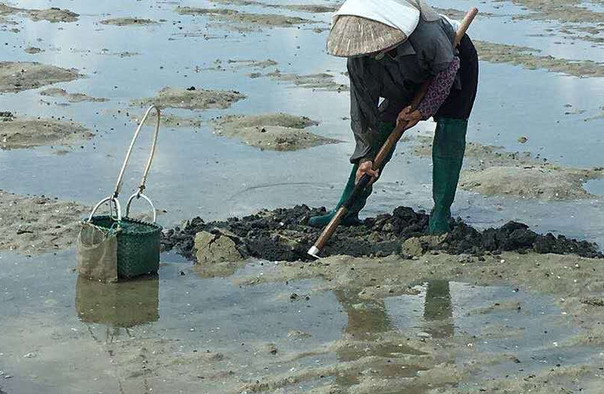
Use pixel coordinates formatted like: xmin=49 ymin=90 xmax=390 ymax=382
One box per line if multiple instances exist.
xmin=125 ymin=192 xmax=157 ymax=223
xmin=88 ymin=196 xmax=122 ymax=222
xmin=113 ymin=105 xmax=161 ymax=198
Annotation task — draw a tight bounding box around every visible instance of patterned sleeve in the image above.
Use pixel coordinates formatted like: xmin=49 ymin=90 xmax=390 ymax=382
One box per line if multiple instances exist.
xmin=417 ymin=56 xmax=460 ymax=120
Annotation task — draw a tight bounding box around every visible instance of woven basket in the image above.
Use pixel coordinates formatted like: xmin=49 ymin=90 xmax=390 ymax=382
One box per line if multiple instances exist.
xmin=90 ymin=215 xmax=162 ymax=279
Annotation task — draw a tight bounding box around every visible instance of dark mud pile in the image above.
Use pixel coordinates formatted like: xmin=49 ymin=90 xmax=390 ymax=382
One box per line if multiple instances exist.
xmin=161 ymin=205 xmax=603 ymax=262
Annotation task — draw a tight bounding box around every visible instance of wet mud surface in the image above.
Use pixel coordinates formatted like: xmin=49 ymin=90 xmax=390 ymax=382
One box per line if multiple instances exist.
xmin=204 ymin=59 xmax=347 ymax=91
xmin=132 ymin=86 xmax=246 ymax=111
xmin=211 ymin=113 xmax=339 ymax=151
xmin=0 ymin=112 xmax=93 ymax=149
xmin=162 ymin=205 xmax=603 ymax=263
xmin=176 ymin=7 xmax=315 ymax=29
xmin=0 ymin=62 xmax=80 ymax=93
xmin=0 ymin=4 xmax=79 ymax=23
xmin=475 ymin=40 xmax=604 ymax=78
xmin=40 ymin=88 xmax=108 ymax=103
xmin=0 ymin=190 xmax=87 ymax=254
xmin=413 ymin=136 xmax=604 ymax=200
xmin=266 ymin=70 xmax=348 ymax=91
xmin=207 ymin=0 xmax=338 ymax=13
xmin=130 ymin=112 xmax=202 ymax=128
xmin=505 ymin=0 xmax=604 ymax=24
xmin=99 ymin=17 xmax=159 ymax=26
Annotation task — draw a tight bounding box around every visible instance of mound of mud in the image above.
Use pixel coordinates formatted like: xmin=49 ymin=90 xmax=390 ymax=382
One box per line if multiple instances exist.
xmin=132 ymin=87 xmax=246 ymax=111
xmin=0 ymin=114 xmax=93 ymax=149
xmin=100 ymin=18 xmax=159 ymax=26
xmin=0 ymin=4 xmax=79 ymax=23
xmin=212 ymin=113 xmax=338 ymax=151
xmin=162 ymin=205 xmax=603 ymax=262
xmin=0 ymin=62 xmax=81 ymax=93
xmin=176 ymin=7 xmax=314 ymax=28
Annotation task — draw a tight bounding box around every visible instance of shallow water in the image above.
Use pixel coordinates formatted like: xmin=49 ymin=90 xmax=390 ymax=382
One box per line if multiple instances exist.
xmin=585 ymin=178 xmax=604 ymax=197
xmin=0 ymin=250 xmax=596 ymax=393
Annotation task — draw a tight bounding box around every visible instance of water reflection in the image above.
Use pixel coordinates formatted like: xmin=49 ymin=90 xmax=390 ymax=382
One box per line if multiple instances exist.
xmin=75 ymin=275 xmax=159 ymax=328
xmin=423 ymin=280 xmax=454 ymax=339
xmin=333 ymin=288 xmax=430 ymax=389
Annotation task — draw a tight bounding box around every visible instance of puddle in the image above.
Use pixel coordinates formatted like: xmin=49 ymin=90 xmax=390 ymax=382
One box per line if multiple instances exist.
xmin=386 ymin=280 xmax=598 ymax=384
xmin=585 ymin=178 xmax=604 ymax=198
xmin=578 ymin=1 xmax=604 ymax=14
xmin=0 ymin=248 xmax=599 ymax=393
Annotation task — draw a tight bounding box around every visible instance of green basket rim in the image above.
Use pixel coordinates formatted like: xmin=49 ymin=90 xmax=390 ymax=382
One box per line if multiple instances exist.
xmin=89 ymin=215 xmax=162 ymax=235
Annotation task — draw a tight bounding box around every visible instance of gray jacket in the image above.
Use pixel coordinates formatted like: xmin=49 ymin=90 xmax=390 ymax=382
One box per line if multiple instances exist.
xmin=347 ymin=17 xmax=456 ymax=163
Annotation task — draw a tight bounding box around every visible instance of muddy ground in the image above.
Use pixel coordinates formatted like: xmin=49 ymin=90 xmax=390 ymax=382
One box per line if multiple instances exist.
xmin=204 ymin=59 xmax=347 ymax=91
xmin=132 ymin=86 xmax=246 ymax=111
xmin=412 ymin=136 xmax=604 ymax=200
xmin=226 ymin=251 xmax=604 ymax=393
xmin=176 ymin=7 xmax=315 ymax=29
xmin=0 ymin=112 xmax=93 ymax=149
xmin=162 ymin=205 xmax=603 ymax=265
xmin=266 ymin=70 xmax=348 ymax=92
xmin=99 ymin=17 xmax=159 ymax=26
xmin=211 ymin=113 xmax=339 ymax=151
xmin=0 ymin=190 xmax=88 ymax=255
xmin=0 ymin=62 xmax=80 ymax=93
xmin=0 ymin=4 xmax=79 ymax=23
xmin=40 ymin=88 xmax=108 ymax=103
xmin=129 ymin=112 xmax=203 ymax=128
xmin=474 ymin=40 xmax=604 ymax=78
xmin=207 ymin=0 xmax=338 ymax=13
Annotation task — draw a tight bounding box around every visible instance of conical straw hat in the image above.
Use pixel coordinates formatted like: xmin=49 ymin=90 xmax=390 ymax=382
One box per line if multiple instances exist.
xmin=327 ymin=15 xmax=407 ymax=58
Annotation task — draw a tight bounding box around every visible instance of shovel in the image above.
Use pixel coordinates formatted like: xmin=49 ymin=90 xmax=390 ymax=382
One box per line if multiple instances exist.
xmin=308 ymin=7 xmax=479 ymax=259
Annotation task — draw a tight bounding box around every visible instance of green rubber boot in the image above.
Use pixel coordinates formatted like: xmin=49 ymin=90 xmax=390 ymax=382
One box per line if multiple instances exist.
xmin=309 ymin=122 xmax=396 ymax=228
xmin=429 ymin=118 xmax=468 ymax=235
xmin=308 ymin=163 xmax=372 ymax=227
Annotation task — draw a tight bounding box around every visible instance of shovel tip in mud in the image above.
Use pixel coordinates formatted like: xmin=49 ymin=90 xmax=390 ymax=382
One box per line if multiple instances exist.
xmin=307 ymin=246 xmax=321 ymax=260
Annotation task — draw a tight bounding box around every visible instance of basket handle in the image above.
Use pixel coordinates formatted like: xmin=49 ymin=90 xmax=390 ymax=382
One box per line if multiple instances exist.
xmin=87 ymin=196 xmax=122 ymax=222
xmin=113 ymin=105 xmax=161 ymax=199
xmin=125 ymin=192 xmax=157 ymax=223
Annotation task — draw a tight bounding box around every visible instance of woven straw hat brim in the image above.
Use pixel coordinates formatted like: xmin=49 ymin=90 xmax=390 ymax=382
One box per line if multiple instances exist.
xmin=327 ymin=15 xmax=407 ymax=58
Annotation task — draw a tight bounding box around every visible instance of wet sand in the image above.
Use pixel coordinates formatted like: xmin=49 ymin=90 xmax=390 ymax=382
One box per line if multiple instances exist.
xmin=132 ymin=86 xmax=246 ymax=111
xmin=0 ymin=112 xmax=93 ymax=150
xmin=266 ymin=70 xmax=349 ymax=91
xmin=0 ymin=190 xmax=87 ymax=255
xmin=508 ymin=0 xmax=604 ymax=24
xmin=475 ymin=40 xmax=604 ymax=78
xmin=40 ymin=88 xmax=108 ymax=103
xmin=413 ymin=136 xmax=604 ymax=200
xmin=99 ymin=17 xmax=160 ymax=26
xmin=176 ymin=7 xmax=315 ymax=28
xmin=211 ymin=113 xmax=339 ymax=151
xmin=0 ymin=4 xmax=79 ymax=23
xmin=0 ymin=62 xmax=80 ymax=93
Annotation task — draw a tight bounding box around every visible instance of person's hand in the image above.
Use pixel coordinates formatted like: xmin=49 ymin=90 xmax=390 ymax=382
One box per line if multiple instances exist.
xmin=356 ymin=160 xmax=379 ymax=185
xmin=397 ymin=106 xmax=422 ymax=129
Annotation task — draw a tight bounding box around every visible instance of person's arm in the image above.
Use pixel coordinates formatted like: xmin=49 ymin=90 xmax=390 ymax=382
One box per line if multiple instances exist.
xmin=417 ymin=56 xmax=460 ymax=119
xmin=399 ymin=20 xmax=459 ymax=127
